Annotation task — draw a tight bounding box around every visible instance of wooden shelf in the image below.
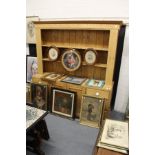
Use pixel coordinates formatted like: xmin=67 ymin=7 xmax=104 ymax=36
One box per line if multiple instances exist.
xmin=42 ymin=58 xmax=107 ymax=68
xmin=42 ymin=44 xmax=108 ymax=51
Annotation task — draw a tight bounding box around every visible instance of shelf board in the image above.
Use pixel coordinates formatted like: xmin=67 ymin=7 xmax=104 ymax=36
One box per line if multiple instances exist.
xmin=42 ymin=44 xmax=108 ymax=51
xmin=42 ymin=58 xmax=107 ymax=68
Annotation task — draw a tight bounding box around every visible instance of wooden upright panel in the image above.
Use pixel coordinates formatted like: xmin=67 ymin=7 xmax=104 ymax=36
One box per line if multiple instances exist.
xmin=35 ymin=27 xmax=43 ymax=74
xmin=105 ymin=29 xmax=119 ymax=86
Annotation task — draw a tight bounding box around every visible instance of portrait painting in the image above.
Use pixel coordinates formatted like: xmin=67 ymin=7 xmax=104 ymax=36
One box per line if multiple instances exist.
xmin=52 ymin=88 xmax=75 ymax=118
xmin=61 ymin=76 xmax=86 ymax=85
xmin=26 ymin=16 xmax=39 ymax=44
xmin=26 ymin=56 xmax=38 ymax=82
xmin=80 ymin=95 xmax=104 ymax=128
xmin=31 ymin=83 xmax=48 ymax=110
xmin=26 ymin=83 xmax=31 ymax=104
xmin=61 ymin=49 xmax=81 ymax=71
xmin=100 ymin=119 xmax=129 ymax=149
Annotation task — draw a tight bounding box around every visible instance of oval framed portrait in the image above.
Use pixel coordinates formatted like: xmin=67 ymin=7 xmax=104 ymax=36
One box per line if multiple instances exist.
xmin=84 ymin=48 xmax=97 ymax=65
xmin=61 ymin=49 xmax=81 ymax=71
xmin=48 ymin=46 xmax=60 ymax=61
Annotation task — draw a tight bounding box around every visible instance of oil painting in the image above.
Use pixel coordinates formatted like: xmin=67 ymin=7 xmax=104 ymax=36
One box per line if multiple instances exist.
xmin=52 ymin=88 xmax=75 ymax=118
xmin=80 ymin=95 xmax=104 ymax=128
xmin=31 ymin=83 xmax=48 ymax=110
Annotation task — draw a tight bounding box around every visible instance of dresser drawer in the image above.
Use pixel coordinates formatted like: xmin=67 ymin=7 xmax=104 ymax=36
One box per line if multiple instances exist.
xmin=86 ymin=88 xmax=109 ymax=99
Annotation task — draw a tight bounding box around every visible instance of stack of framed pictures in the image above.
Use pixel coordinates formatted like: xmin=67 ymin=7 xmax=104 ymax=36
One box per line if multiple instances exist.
xmin=85 ymin=79 xmax=105 ymax=89
xmin=61 ymin=76 xmax=86 ymax=85
xmin=50 ymin=88 xmax=75 ymax=119
xmin=80 ymin=95 xmax=104 ymax=128
xmin=26 ymin=83 xmax=31 ymax=104
xmin=97 ymin=119 xmax=129 ymax=154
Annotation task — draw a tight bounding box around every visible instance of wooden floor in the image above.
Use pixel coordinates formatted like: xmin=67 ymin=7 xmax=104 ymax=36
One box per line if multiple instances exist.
xmin=97 ymin=148 xmax=126 ymax=155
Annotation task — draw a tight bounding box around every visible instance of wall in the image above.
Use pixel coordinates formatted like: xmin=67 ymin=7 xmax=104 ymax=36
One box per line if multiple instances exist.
xmin=114 ymin=26 xmax=129 ymax=113
xmin=26 ymin=0 xmax=128 ymax=22
xmin=26 ymin=0 xmax=129 ymax=113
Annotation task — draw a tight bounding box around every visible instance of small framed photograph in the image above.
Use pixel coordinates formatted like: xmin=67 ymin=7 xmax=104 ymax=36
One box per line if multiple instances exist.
xmin=48 ymin=46 xmax=60 ymax=61
xmin=61 ymin=76 xmax=86 ymax=85
xmin=26 ymin=16 xmax=39 ymax=44
xmin=61 ymin=49 xmax=81 ymax=71
xmin=86 ymin=79 xmax=105 ymax=89
xmin=80 ymin=95 xmax=104 ymax=128
xmin=26 ymin=83 xmax=31 ymax=104
xmin=26 ymin=56 xmax=38 ymax=83
xmin=100 ymin=119 xmax=129 ymax=149
xmin=84 ymin=48 xmax=97 ymax=65
xmin=31 ymin=83 xmax=48 ymax=110
xmin=51 ymin=88 xmax=75 ymax=118
xmin=43 ymin=72 xmax=63 ymax=81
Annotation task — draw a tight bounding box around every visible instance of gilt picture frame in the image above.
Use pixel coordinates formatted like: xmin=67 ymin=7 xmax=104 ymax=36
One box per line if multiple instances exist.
xmin=80 ymin=95 xmax=104 ymax=128
xmin=51 ymin=88 xmax=75 ymax=118
xmin=61 ymin=49 xmax=81 ymax=72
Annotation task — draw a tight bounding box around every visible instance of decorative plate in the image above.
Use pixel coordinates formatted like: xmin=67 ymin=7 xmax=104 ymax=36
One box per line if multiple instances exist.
xmin=84 ymin=48 xmax=97 ymax=65
xmin=61 ymin=49 xmax=81 ymax=71
xmin=48 ymin=46 xmax=60 ymax=61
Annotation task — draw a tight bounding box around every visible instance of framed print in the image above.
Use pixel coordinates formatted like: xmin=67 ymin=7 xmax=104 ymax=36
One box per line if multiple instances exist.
xmin=61 ymin=49 xmax=81 ymax=71
xmin=51 ymin=88 xmax=75 ymax=118
xmin=86 ymin=79 xmax=105 ymax=89
xmin=100 ymin=119 xmax=129 ymax=149
xmin=26 ymin=16 xmax=39 ymax=44
xmin=84 ymin=48 xmax=97 ymax=65
xmin=80 ymin=95 xmax=104 ymax=128
xmin=61 ymin=76 xmax=86 ymax=85
xmin=48 ymin=46 xmax=60 ymax=61
xmin=43 ymin=72 xmax=63 ymax=81
xmin=26 ymin=83 xmax=31 ymax=104
xmin=26 ymin=56 xmax=38 ymax=83
xmin=31 ymin=83 xmax=48 ymax=110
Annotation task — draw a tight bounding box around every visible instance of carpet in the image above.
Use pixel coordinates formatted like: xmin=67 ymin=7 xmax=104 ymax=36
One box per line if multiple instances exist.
xmin=27 ymin=114 xmax=99 ymax=155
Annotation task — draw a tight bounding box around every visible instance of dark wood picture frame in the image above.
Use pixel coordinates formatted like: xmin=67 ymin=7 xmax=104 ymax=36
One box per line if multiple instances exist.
xmin=31 ymin=83 xmax=48 ymax=110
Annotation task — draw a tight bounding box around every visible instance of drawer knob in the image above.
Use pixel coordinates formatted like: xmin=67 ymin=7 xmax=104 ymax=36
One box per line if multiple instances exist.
xmin=96 ymin=92 xmax=99 ymax=96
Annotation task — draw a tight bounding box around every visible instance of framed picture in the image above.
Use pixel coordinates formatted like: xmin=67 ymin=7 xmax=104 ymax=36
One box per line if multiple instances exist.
xmin=26 ymin=56 xmax=38 ymax=83
xmin=80 ymin=95 xmax=104 ymax=128
xmin=84 ymin=48 xmax=97 ymax=65
xmin=51 ymin=88 xmax=75 ymax=118
xmin=26 ymin=16 xmax=39 ymax=44
xmin=31 ymin=83 xmax=48 ymax=110
xmin=48 ymin=46 xmax=60 ymax=61
xmin=43 ymin=72 xmax=63 ymax=81
xmin=86 ymin=79 xmax=105 ymax=89
xmin=100 ymin=119 xmax=129 ymax=149
xmin=61 ymin=76 xmax=86 ymax=85
xmin=61 ymin=49 xmax=81 ymax=71
xmin=26 ymin=83 xmax=31 ymax=104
